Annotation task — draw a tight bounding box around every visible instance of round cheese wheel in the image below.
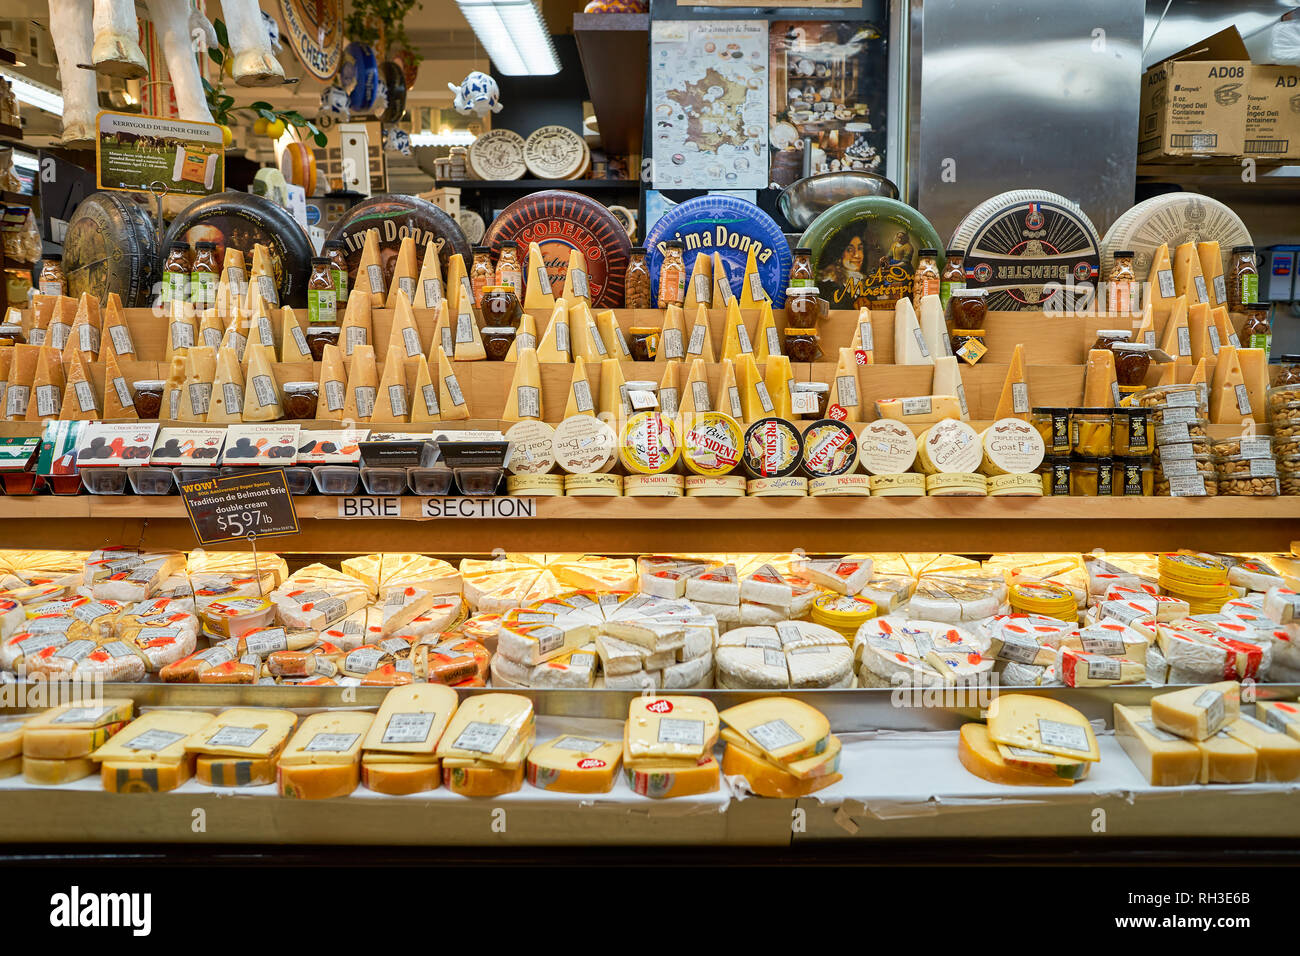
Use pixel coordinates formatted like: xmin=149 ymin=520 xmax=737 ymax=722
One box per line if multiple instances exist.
xmin=468 ymin=129 xmax=527 ymax=181
xmin=797 ymin=196 xmax=942 ymax=308
xmin=523 ymin=125 xmax=589 ymax=180
xmin=324 ymin=194 xmax=470 ymax=298
xmin=64 ymin=191 xmax=157 ymax=307
xmin=1102 ymin=193 xmax=1252 ymax=281
xmin=341 ymin=42 xmax=381 ymax=114
xmin=163 ymin=191 xmax=314 ymax=306
xmin=380 ymin=61 xmax=407 ymax=125
xmin=858 ymin=420 xmax=918 ymax=475
xmin=948 ymin=188 xmax=1101 ymax=311
xmin=483 ymin=190 xmax=632 ymax=308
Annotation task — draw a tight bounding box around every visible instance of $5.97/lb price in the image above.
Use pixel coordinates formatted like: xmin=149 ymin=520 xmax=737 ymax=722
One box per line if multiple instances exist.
xmin=179 ymin=469 xmax=299 ymax=545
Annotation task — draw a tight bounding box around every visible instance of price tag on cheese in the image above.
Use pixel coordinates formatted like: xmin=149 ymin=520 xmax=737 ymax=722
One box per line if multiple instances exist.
xmin=179 ymin=468 xmax=299 ymax=544
xmin=75 ymin=422 xmax=160 ymax=467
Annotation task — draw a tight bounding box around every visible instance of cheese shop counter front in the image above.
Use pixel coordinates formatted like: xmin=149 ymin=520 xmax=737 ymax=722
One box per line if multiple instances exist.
xmin=3 ymin=546 xmax=1300 ymax=849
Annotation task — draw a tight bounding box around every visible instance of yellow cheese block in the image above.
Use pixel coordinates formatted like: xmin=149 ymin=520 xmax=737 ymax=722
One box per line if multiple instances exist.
xmin=188 ymin=708 xmax=298 ymax=758
xmin=1196 ymin=731 xmax=1257 ymax=784
xmin=851 ymin=307 xmax=876 ymax=358
xmin=994 ymin=344 xmax=1030 ymax=420
xmin=375 ymin=345 xmax=409 ymax=422
xmin=415 ymin=239 xmax=445 ymax=309
xmin=526 ymin=735 xmax=621 ymax=793
xmin=561 ymin=247 xmax=590 ymax=305
xmin=197 ymin=752 xmax=279 ymax=786
xmin=344 ymin=343 xmax=379 ymax=421
xmin=1151 ymin=681 xmax=1240 ymax=740
xmin=101 ymin=757 xmax=195 ymax=793
xmin=1187 ymin=302 xmax=1214 ymax=365
xmin=206 ymin=345 xmax=244 ymax=423
xmin=931 ymin=356 xmax=969 ymax=420
xmin=721 ymin=743 xmax=841 ymax=798
xmin=737 ymin=245 xmax=767 ymax=307
xmin=764 ymin=355 xmax=793 ymax=419
xmin=627 ymin=695 xmax=718 ymax=761
xmin=242 ymin=342 xmax=283 ymax=421
xmin=957 ymin=723 xmax=1075 ymax=787
xmin=0 ymin=716 xmax=29 ymax=760
xmin=830 ymin=347 xmax=861 ymax=421
xmin=437 ymin=346 xmax=469 ymax=421
xmin=1083 ymin=348 xmax=1119 ymax=406
xmin=427 ymin=300 xmax=454 ymax=363
xmin=389 ymin=289 xmax=425 ymax=359
xmin=355 ymin=228 xmax=386 ymax=306
xmin=736 ymin=352 xmax=773 ymax=422
xmin=1147 ymin=242 xmax=1178 ymax=319
xmin=362 ymin=758 xmax=441 ymax=794
xmin=385 ymin=235 xmax=419 ymax=308
xmin=678 ymin=358 xmax=712 ymax=416
xmin=410 ymin=355 xmax=440 ymax=422
xmin=445 ymin=253 xmax=472 ymax=325
xmin=720 ymin=728 xmax=842 ymax=779
xmin=658 ymin=358 xmax=682 ymax=417
xmin=504 ymin=312 xmax=537 ymax=361
xmin=721 ymin=298 xmax=753 ymax=362
xmin=1173 ymin=241 xmax=1208 ymax=305
xmin=720 ymin=697 xmax=830 ymax=763
xmin=178 ymin=345 xmax=216 ymax=421
xmin=686 ymin=304 xmax=715 ymax=361
xmin=200 ymin=309 xmax=225 ymax=351
xmin=340 ymin=289 xmax=372 ymax=358
xmin=316 ymin=343 xmax=347 ymax=420
xmin=452 ymin=285 xmax=486 ymax=362
xmin=61 ymin=350 xmax=98 ymax=421
xmin=0 ymin=754 xmax=20 ymax=779
xmin=986 ymin=693 xmax=1099 ymax=761
xmin=23 ymin=699 xmax=134 ymax=758
xmin=564 ymin=355 xmax=595 ymax=417
xmin=661 ymin=304 xmax=687 ymax=361
xmin=875 ymin=394 xmax=961 ymax=424
xmin=218 ymin=314 xmax=248 ymax=359
xmin=1189 ymin=357 xmax=1207 ymax=387
xmin=1113 ymin=704 xmax=1200 ymax=785
xmin=893 ymin=297 xmax=932 ymax=365
xmin=61 ymin=294 xmax=99 ymax=362
xmin=752 ymin=301 xmax=780 ymax=362
xmin=597 ymin=309 xmax=630 ymax=359
xmin=362 ymin=683 xmax=458 ymax=756
xmin=1224 ymin=716 xmax=1300 ymax=782
xmin=164 ymin=304 xmax=197 ymax=365
xmin=437 ymin=694 xmax=533 ymax=765
xmin=27 ymin=345 xmax=64 ymax=420
xmin=92 ymin=710 xmax=214 ymax=763
xmin=248 ymin=244 xmax=279 ymax=310
xmin=159 ymin=353 xmax=186 ymax=421
xmin=524 ymin=242 xmax=555 ymax=311
xmin=280 ymin=711 xmax=373 ymax=767
xmin=1197 ymin=241 xmax=1227 ymax=309
xmin=684 ymin=250 xmax=712 ymax=308
xmin=443 ymin=758 xmax=525 ymax=796
xmin=716 ymin=358 xmax=741 ymax=422
xmin=101 ymin=293 xmax=136 ymax=359
xmin=1159 ymin=295 xmax=1192 ymax=364
xmin=624 ymin=753 xmax=720 ymax=798
xmin=598 ymin=357 xmax=627 ymax=419
xmin=1212 ymin=305 xmax=1240 ymax=351
xmin=569 ymin=302 xmax=607 ymax=363
xmin=1209 ymin=345 xmax=1253 ymax=424
xmin=712 ymin=251 xmax=735 ymax=307
xmin=1134 ymin=301 xmax=1156 ymax=347
xmin=278 ymin=761 xmax=361 ymax=799
xmin=536 ymin=300 xmax=571 ymax=363
xmin=1237 ymin=347 xmax=1269 ymax=425
xmin=24 ymin=755 xmax=95 ymax=785
xmin=101 ymin=345 xmax=137 ymax=420
xmin=3 ymin=342 xmax=36 ymax=419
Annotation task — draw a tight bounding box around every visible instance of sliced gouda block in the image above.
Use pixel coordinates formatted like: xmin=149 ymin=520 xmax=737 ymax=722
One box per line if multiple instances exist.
xmin=316 ymin=343 xmax=347 ymax=420
xmin=932 ymin=355 xmax=969 ymax=420
xmin=736 ymin=352 xmax=773 ymax=422
xmin=717 ymin=358 xmax=741 ymax=422
xmin=684 ymin=250 xmax=712 ymax=308
xmin=679 ymin=358 xmax=711 ymax=417
xmin=1173 ymin=241 xmax=1208 ymax=305
xmin=1147 ymin=242 xmax=1177 ymax=319
xmin=61 ymin=350 xmax=98 ymax=421
xmin=1188 ymin=302 xmax=1213 ymax=365
xmin=721 ymin=298 xmax=753 ymax=362
xmin=503 ymin=347 xmax=543 ymax=423
xmin=598 ymin=357 xmax=627 ymax=420
xmin=524 ymin=243 xmax=554 ymax=311
xmin=1084 ymin=348 xmax=1119 ymax=407
xmin=830 ymin=347 xmax=860 ymax=421
xmin=385 ymin=235 xmax=419 ymax=308
xmin=738 ymin=245 xmax=769 ymax=308
xmin=101 ymin=293 xmax=136 ymax=359
xmin=344 ymin=344 xmax=379 ymax=422
xmin=1198 ymin=241 xmax=1227 ymax=310
xmin=686 ymin=304 xmax=715 ymax=361
xmin=410 ymin=354 xmax=440 ymax=423
xmin=356 ymin=229 xmax=386 ymax=306
xmin=280 ymin=307 xmax=311 ymax=362
xmin=415 ymin=240 xmax=445 ymax=309
xmin=208 ymin=346 xmax=245 ymax=423
xmin=505 ymin=312 xmax=537 ymax=361
xmin=179 ymin=345 xmax=216 ymax=421
xmin=597 ymin=310 xmax=631 ymax=359
xmin=536 ymin=300 xmax=571 ymax=363
xmin=1237 ymin=347 xmax=1269 ymax=425
xmin=389 ymin=289 xmax=424 ymax=360
xmin=564 ymin=355 xmax=595 ymax=418
xmin=764 ymin=355 xmax=793 ymax=420
xmin=561 ymin=247 xmax=590 ymax=305
xmin=437 ymin=346 xmax=469 ymax=421
xmin=1209 ymin=345 xmax=1253 ymax=424
xmin=994 ymin=343 xmax=1030 ymax=420
xmin=340 ymin=289 xmax=373 ymax=358
xmin=1159 ymin=295 xmax=1191 ymax=365
xmin=375 ymin=344 xmax=409 ymax=422
xmin=102 ymin=345 xmax=136 ymax=420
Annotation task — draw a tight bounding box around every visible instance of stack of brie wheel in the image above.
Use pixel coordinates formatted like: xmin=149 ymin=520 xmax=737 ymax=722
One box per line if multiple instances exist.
xmin=715 ymin=621 xmax=853 ymax=689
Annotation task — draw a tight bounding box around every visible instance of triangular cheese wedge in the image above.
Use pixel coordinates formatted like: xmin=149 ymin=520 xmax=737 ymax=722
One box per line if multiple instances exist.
xmin=344 ymin=344 xmax=379 ymax=422
xmin=161 ymin=353 xmax=186 ymax=420
xmin=1197 ymin=242 xmax=1227 ymax=310
xmin=101 ymin=346 xmax=136 ymax=420
xmin=27 ymin=296 xmax=55 ymax=347
xmin=561 ymin=247 xmax=590 ymax=305
xmin=1211 ymin=305 xmax=1239 ymax=351
xmin=1189 ymin=358 xmax=1207 ymax=386
xmin=659 ymin=359 xmax=682 ymax=418
xmin=219 ymin=313 xmax=250 ymax=360
xmin=850 ymin=307 xmax=876 ymax=361
xmin=385 ymin=236 xmax=419 ymax=308
xmin=684 ymin=251 xmax=712 ymax=308
xmin=1173 ymin=242 xmax=1208 ymax=305
xmin=1134 ymin=301 xmax=1156 ymax=347
xmin=375 ymin=344 xmax=409 ymax=422
xmin=738 ymin=246 xmax=769 ymax=309
xmin=717 ymin=358 xmax=742 ymax=422
xmin=994 ymin=343 xmax=1030 ymax=420
xmin=1083 ymin=348 xmax=1119 ymax=407
xmin=199 ymin=309 xmax=225 ymax=351
xmin=415 ymin=240 xmax=445 ymax=309
xmin=427 ymin=300 xmax=454 ymax=362
xmin=389 ymin=289 xmax=424 ymax=360
xmin=280 ymin=307 xmax=311 ymax=363
xmin=1155 ymin=362 xmax=1176 ymax=386
xmin=217 ymin=248 xmax=247 ymax=318
xmin=164 ymin=303 xmax=197 ymax=363
xmin=356 ymin=229 xmax=386 ymax=306
xmin=0 ymin=348 xmax=11 ymax=413
xmin=537 ymin=300 xmax=571 ymax=363
xmin=101 ymin=293 xmax=136 ymax=359
xmin=736 ymin=352 xmax=773 ymax=422
xmin=410 ymin=355 xmax=440 ymax=423
xmin=597 ymin=310 xmax=631 ymax=360
xmin=505 ymin=313 xmax=538 ymax=360
xmin=316 ymin=343 xmax=347 ymax=421
xmin=661 ymin=305 xmax=687 ymax=362
xmin=47 ymin=296 xmax=75 ymax=352
xmin=564 ymin=355 xmax=595 ymax=418
xmin=1159 ymin=295 xmax=1192 ymax=365
xmin=1237 ymin=348 xmax=1269 ymax=425
xmin=679 ymin=359 xmax=711 ymax=417
xmin=243 ymin=313 xmax=277 ymax=371
xmin=1146 ymin=242 xmax=1176 ymax=319
xmin=27 ymin=346 xmax=65 ymax=420
xmin=753 ymin=301 xmax=780 ymax=362
xmin=721 ymin=299 xmax=753 ymax=362
xmin=340 ymin=291 xmax=372 ymax=359
xmin=178 ymin=346 xmax=216 ymax=421
xmin=893 ymin=297 xmax=933 ymax=365
xmin=597 ymin=357 xmax=627 ymax=420
xmin=686 ymin=304 xmax=715 ymax=361
xmin=3 ymin=344 xmax=35 ymax=419
xmin=242 ymin=343 xmax=282 ymax=421
xmin=452 ymin=282 xmax=486 ymax=361
xmin=919 ymin=294 xmax=951 ymax=358
xmin=1187 ymin=302 xmax=1214 ymax=364
xmin=569 ymin=302 xmax=607 ymax=363
xmin=61 ymin=350 xmax=98 ymax=421
xmin=208 ymin=346 xmax=245 ymax=423
xmin=247 ymin=244 xmax=279 ymax=310
xmin=1210 ymin=345 xmax=1252 ymax=424
xmin=446 ymin=253 xmax=473 ymax=323
xmin=764 ymin=355 xmax=793 ymax=419
xmin=932 ymin=356 xmax=969 ymax=420
xmin=712 ymin=252 xmax=735 ymax=307
xmin=241 ymin=340 xmax=277 ymax=381
xmin=524 ymin=242 xmax=555 ymax=311
xmin=62 ymin=294 xmax=100 ymax=362
xmin=829 ymin=348 xmax=860 ymax=421
xmin=436 ymin=346 xmax=469 ymax=421
xmin=503 ymin=347 xmax=542 ymax=423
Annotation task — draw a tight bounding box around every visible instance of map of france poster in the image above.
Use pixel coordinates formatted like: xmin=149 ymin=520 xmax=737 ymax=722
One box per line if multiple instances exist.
xmin=650 ymin=20 xmax=769 ymax=190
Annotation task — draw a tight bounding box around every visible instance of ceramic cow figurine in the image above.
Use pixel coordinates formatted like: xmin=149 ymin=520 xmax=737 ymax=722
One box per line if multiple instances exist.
xmin=48 ymin=0 xmax=286 ymax=145
xmin=448 ymin=71 xmax=502 ymax=117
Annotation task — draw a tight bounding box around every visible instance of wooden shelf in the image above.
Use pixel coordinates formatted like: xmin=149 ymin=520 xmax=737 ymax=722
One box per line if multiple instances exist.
xmin=436 ymin=179 xmax=638 ymax=192
xmin=572 ymin=12 xmax=649 ymax=156
xmin=0 ymin=123 xmax=21 ymax=141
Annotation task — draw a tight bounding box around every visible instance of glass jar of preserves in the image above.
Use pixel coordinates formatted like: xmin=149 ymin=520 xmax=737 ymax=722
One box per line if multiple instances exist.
xmin=657 ymin=241 xmax=686 ymax=308
xmin=1242 ymin=303 xmax=1271 ymax=353
xmin=790 ymin=247 xmax=815 ymax=288
xmin=1113 ymin=457 xmax=1154 ymax=496
xmin=1070 ymin=457 xmax=1114 ymax=496
xmin=628 ymin=327 xmax=660 ymax=361
xmin=624 ymin=247 xmax=651 ymax=308
xmin=940 ymin=250 xmax=964 ymax=309
xmin=469 ymin=246 xmax=495 ymax=309
xmin=495 ymin=245 xmax=522 ymax=296
xmin=1032 ymin=407 xmax=1070 ymax=455
xmin=782 ymin=328 xmax=821 ymax=363
xmin=1112 ymin=342 xmax=1153 ymax=387
xmin=307 ymin=257 xmax=337 ymax=325
xmin=131 ymin=380 xmax=164 ymax=419
xmin=790 ymin=382 xmax=830 ymax=419
xmin=951 ymin=329 xmax=987 ymax=365
xmin=1275 ymin=355 xmax=1300 ymax=387
xmin=190 ymin=240 xmax=219 ymax=310
xmin=305 ymin=326 xmax=340 ymax=361
xmin=323 ymin=239 xmax=350 ymax=304
xmin=482 ymin=326 xmax=518 ymax=362
xmin=1228 ymin=245 xmax=1258 ymax=310
xmin=785 ymin=286 xmax=826 ymax=329
xmin=160 ymin=242 xmax=191 ymax=305
xmin=1113 ymin=407 xmax=1153 ymax=456
xmin=37 ymin=254 xmax=65 ymax=297
xmin=1092 ymin=329 xmax=1133 ymax=353
xmin=282 ymin=382 xmax=319 ymax=420
xmin=1071 ymin=408 xmax=1114 ymax=457
xmin=946 ymin=288 xmax=987 ymax=330
xmin=912 ymin=248 xmax=940 ymax=308
xmin=1105 ymin=251 xmax=1137 ymax=316
xmin=481 ymin=285 xmax=523 ymax=330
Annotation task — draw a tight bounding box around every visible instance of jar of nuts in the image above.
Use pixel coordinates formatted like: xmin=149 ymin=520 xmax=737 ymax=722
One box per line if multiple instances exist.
xmin=1154 ymin=452 xmax=1217 ymax=497
xmin=1216 ymin=454 xmax=1279 ymax=496
xmin=1212 ymin=435 xmax=1273 ymax=460
xmin=1278 ymin=454 xmax=1300 ymax=496
xmin=1154 ymin=418 xmax=1210 ymax=447
xmin=1138 ymin=383 xmax=1208 ymax=415
xmin=624 ymin=247 xmax=652 ymax=309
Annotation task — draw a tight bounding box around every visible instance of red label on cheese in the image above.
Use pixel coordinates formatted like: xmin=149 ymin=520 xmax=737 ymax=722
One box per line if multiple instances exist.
xmin=645 ymin=699 xmax=674 ymax=714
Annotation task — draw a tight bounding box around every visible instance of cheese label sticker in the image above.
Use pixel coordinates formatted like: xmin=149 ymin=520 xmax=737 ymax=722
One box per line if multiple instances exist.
xmin=657 ymin=717 xmax=705 ymax=746
xmin=382 ymin=712 xmax=435 ymax=744
xmin=553 ymin=735 xmax=603 ymax=753
xmin=1195 ymin=689 xmax=1225 ymax=733
xmin=354 ymin=386 xmax=376 ymax=418
xmin=555 ymin=320 xmax=570 ymax=354
xmin=1194 ymin=275 xmax=1208 ymax=303
xmin=1208 ymin=327 xmax=1221 ymax=354
xmin=747 ymin=717 xmax=803 ymax=753
xmin=1238 ymin=714 xmax=1281 ymax=735
xmin=109 ymin=325 xmax=134 ymax=356
xmin=453 ymin=720 xmax=509 ymax=754
xmin=687 ymin=323 xmax=708 ymax=356
xmin=366 ymin=264 xmax=384 ymax=294
xmin=207 ymin=725 xmax=266 ymax=748
xmin=1079 ymin=627 xmax=1125 ymax=656
xmin=74 ymin=381 xmax=96 ymax=413
xmin=388 ymin=384 xmax=409 ymax=417
xmin=736 ymin=324 xmax=753 ymax=355
xmin=1037 ymin=717 xmax=1089 ymax=753
xmin=1139 ymin=720 xmax=1180 ymax=742
xmin=571 ymin=269 xmax=590 ymax=300
xmin=1085 ymin=655 xmax=1120 ymax=680
xmin=1012 ymin=382 xmax=1029 ymax=414
xmin=912 ymin=327 xmax=930 ymax=357
xmin=1158 ymin=269 xmax=1175 ymax=298
xmin=304 ymin=732 xmax=360 ymax=753
xmin=401 ymin=327 xmax=422 ymax=357
xmin=423 ymin=278 xmax=443 ymax=307
xmin=694 ymin=274 xmax=711 ymax=303
xmin=1265 ymin=707 xmax=1298 ymax=732
xmin=125 ymin=728 xmax=186 ymax=752
xmin=444 ymin=375 xmax=465 ymax=407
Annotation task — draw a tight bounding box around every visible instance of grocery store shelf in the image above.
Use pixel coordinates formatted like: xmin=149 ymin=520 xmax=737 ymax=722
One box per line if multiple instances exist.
xmin=1137 ymin=162 xmax=1300 ymax=190
xmin=572 ymin=12 xmax=649 ymax=156
xmin=0 ymin=494 xmax=1296 ymax=554
xmin=436 ymin=179 xmax=639 ymax=192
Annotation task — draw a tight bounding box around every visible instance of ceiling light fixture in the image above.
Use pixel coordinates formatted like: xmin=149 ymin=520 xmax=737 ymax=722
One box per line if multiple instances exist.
xmin=0 ymin=68 xmax=62 ymax=116
xmin=455 ymin=0 xmax=560 ymax=76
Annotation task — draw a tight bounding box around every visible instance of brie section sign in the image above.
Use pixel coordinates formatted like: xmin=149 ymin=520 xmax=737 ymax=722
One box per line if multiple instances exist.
xmin=180 ymin=469 xmax=299 ymax=545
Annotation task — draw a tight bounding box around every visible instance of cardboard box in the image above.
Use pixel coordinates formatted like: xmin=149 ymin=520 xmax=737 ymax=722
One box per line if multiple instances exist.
xmin=1246 ymin=65 xmax=1300 ymax=161
xmin=1139 ymin=27 xmax=1250 ymax=161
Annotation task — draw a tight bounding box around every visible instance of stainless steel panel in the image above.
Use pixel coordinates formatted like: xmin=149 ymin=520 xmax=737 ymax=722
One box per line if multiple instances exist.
xmin=908 ymin=0 xmax=1145 ymax=242
xmin=1143 ymin=0 xmax=1296 ymax=68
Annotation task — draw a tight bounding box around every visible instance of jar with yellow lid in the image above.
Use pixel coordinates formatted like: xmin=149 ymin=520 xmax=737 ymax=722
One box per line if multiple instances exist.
xmin=1032 ymin=407 xmax=1070 ymax=455
xmin=1071 ymin=408 xmax=1113 ymax=457
xmin=1008 ymin=582 xmax=1077 ymax=622
xmin=1112 ymin=408 xmax=1152 ymax=455
xmin=1069 ymin=457 xmax=1114 ymax=496
xmin=810 ymin=592 xmax=878 ymax=641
